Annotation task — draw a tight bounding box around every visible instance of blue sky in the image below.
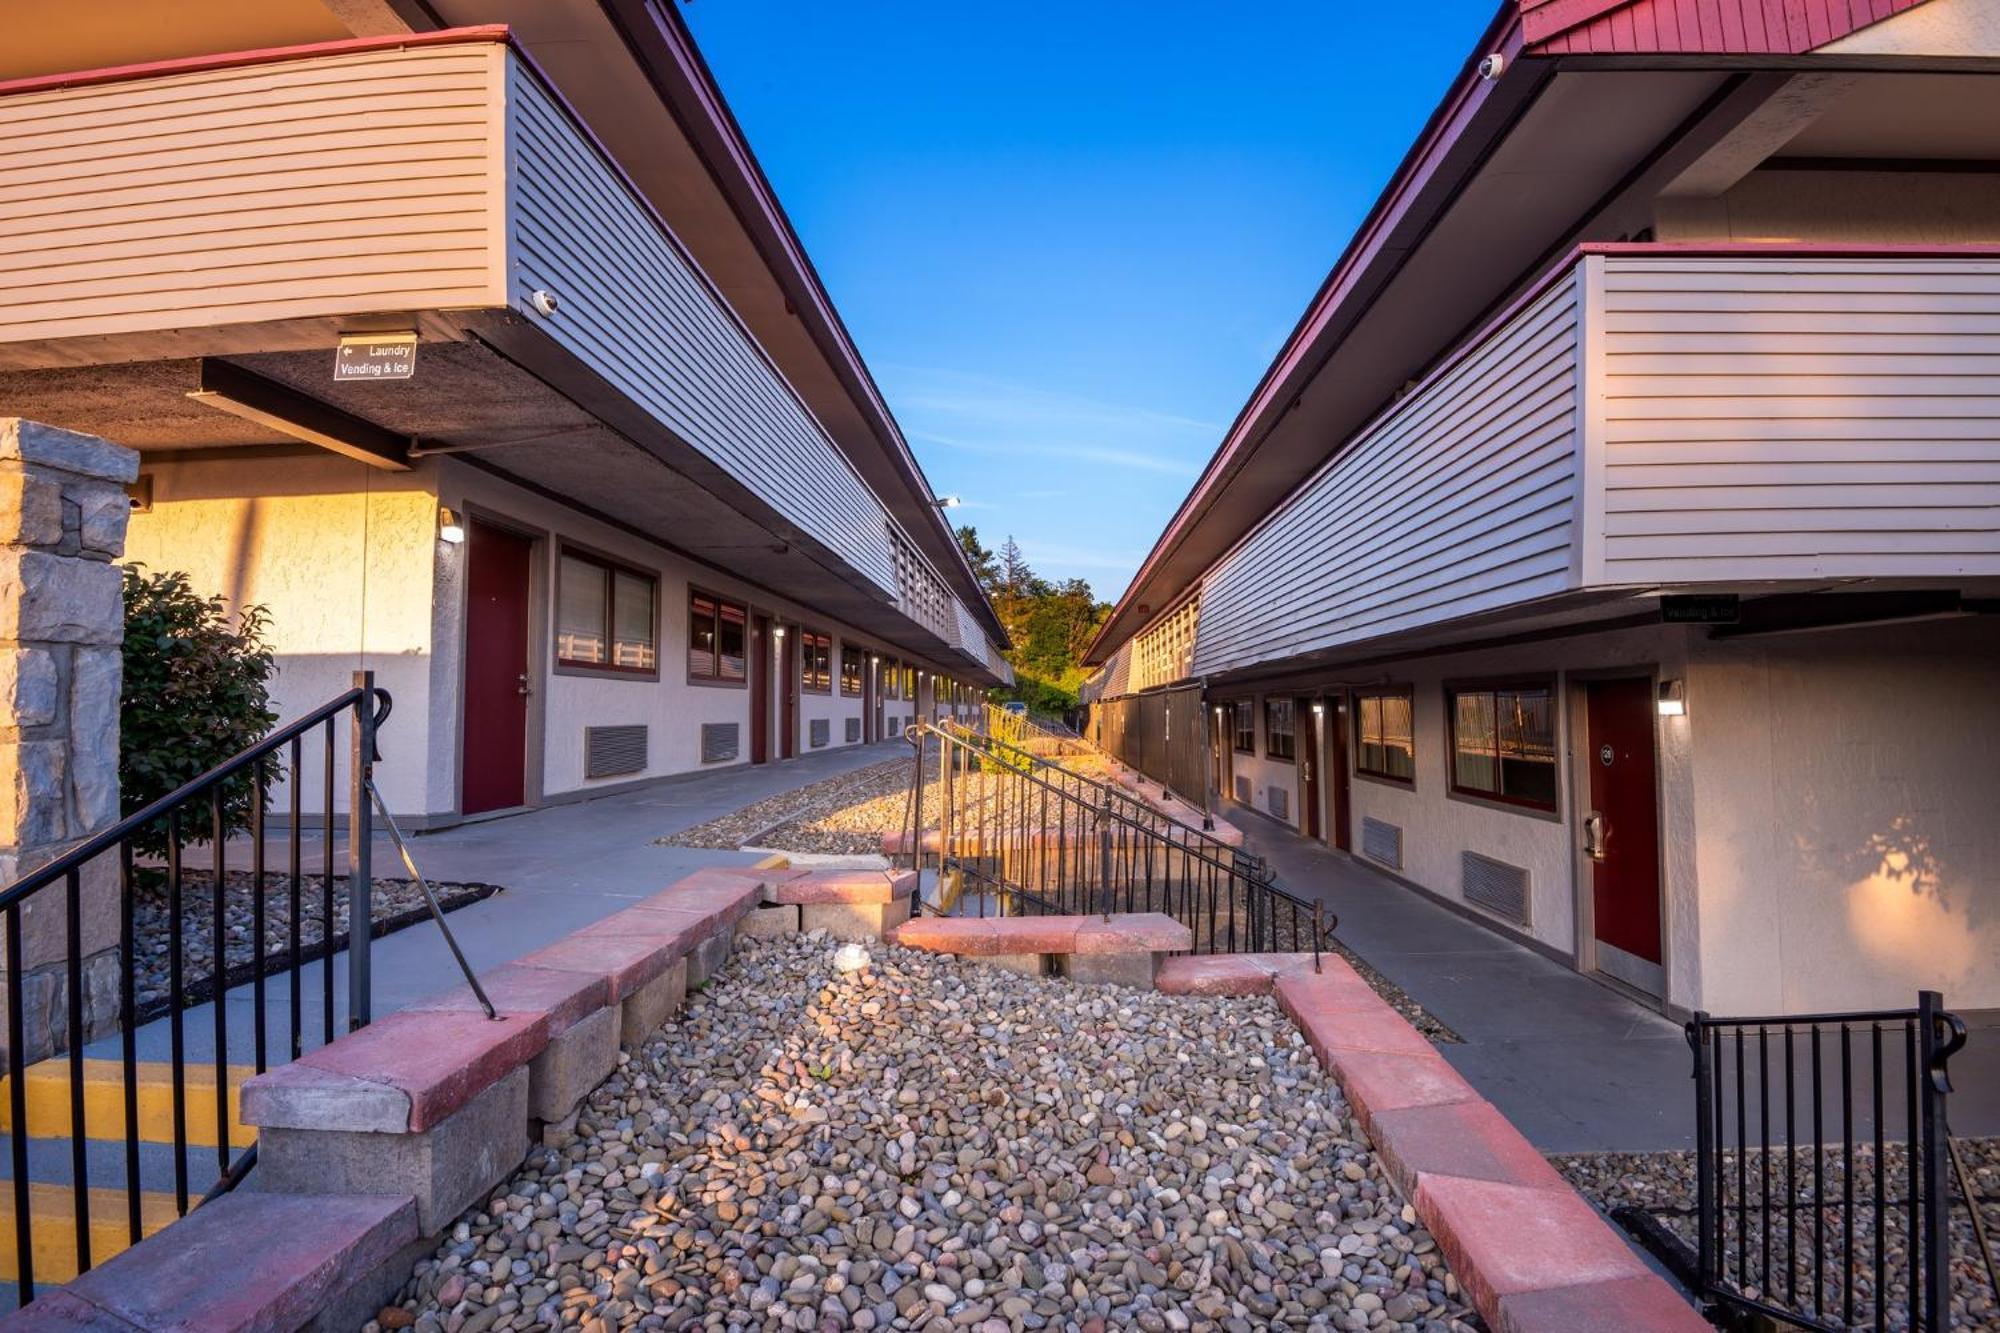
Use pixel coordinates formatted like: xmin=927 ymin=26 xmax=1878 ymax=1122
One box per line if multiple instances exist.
xmin=682 ymin=0 xmax=1496 ymax=597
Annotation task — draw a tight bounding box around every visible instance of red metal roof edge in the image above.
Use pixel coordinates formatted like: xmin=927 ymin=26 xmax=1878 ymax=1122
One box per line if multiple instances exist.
xmin=1090 ymin=237 xmax=2000 ymax=670
xmin=1085 ymin=0 xmax=1527 ymax=665
xmin=1522 ymin=0 xmax=1935 ymax=57
xmin=0 ymin=25 xmax=511 ymax=99
xmin=601 ymin=0 xmax=1009 ymax=647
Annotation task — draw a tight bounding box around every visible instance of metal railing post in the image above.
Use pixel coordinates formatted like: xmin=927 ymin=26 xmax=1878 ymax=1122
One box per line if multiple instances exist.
xmin=1689 ymin=1014 xmax=1715 ymax=1297
xmin=1917 ymin=989 xmax=1952 ymax=1333
xmin=1097 ymin=788 xmax=1114 ymax=921
xmin=346 ymin=670 xmax=376 ymax=1031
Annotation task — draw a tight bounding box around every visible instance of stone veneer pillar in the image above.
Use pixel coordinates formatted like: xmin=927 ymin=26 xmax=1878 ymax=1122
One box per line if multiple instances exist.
xmin=0 ymin=419 xmax=138 ymax=1063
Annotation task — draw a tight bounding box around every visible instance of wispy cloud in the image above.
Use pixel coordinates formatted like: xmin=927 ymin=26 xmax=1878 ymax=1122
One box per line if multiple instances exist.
xmin=883 ymin=364 xmax=1215 ymax=480
xmin=911 ymin=430 xmax=1198 ymax=478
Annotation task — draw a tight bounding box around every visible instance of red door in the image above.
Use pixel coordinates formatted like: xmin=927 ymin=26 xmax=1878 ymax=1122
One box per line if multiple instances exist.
xmin=1330 ymin=695 xmax=1352 ymax=852
xmin=780 ymin=627 xmax=798 ymax=759
xmin=861 ymin=652 xmax=876 ymax=743
xmin=1586 ymin=678 xmax=1663 ymax=987
xmin=462 ymin=520 xmax=531 ymax=814
xmin=1297 ymin=697 xmax=1322 ymax=840
xmin=750 ymin=615 xmax=770 ymax=764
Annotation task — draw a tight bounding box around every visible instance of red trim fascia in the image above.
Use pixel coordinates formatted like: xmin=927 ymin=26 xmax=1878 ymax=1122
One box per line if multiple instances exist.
xmin=1578 ymin=239 xmax=2000 ymax=258
xmin=1087 ymin=4 xmax=1525 ymax=661
xmin=1519 ymin=0 xmax=1635 ymax=44
xmin=0 ymin=25 xmax=510 ymax=99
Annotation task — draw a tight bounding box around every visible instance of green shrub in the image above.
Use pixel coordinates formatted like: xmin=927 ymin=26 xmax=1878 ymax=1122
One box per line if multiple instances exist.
xmin=121 ymin=566 xmax=278 ymax=856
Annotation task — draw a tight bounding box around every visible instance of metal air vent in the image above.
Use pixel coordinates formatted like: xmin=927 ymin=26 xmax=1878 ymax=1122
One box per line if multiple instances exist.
xmin=1463 ymin=851 xmax=1530 ymax=926
xmin=1234 ymin=776 xmax=1251 ymax=806
xmin=845 ymin=717 xmax=861 ymax=743
xmin=584 ymin=725 xmax=647 ymax=779
xmin=1361 ymin=817 xmax=1403 ymax=870
xmin=699 ymin=722 xmax=739 ymax=765
xmin=809 ymin=719 xmax=829 ymax=749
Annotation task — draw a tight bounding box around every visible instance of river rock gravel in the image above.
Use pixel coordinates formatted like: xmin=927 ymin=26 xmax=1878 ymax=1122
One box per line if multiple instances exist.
xmin=133 ymin=871 xmax=498 ymax=1020
xmin=380 ymin=934 xmax=1477 ymax=1333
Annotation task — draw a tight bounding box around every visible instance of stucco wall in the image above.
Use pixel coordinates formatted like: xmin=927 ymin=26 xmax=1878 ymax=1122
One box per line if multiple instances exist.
xmin=123 ymin=452 xmax=442 ymax=816
xmin=124 ymin=453 xmax=958 ymax=823
xmin=1655 ymin=170 xmax=2000 ymax=245
xmin=1335 ymin=626 xmax=1695 ymax=970
xmin=1686 ymin=615 xmax=2000 ymax=1013
xmin=441 ymin=463 xmax=895 ymax=805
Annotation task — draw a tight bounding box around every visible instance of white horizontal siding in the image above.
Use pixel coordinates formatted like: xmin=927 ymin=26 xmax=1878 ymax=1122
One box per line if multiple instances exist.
xmin=0 ymin=44 xmax=506 ymax=343
xmin=505 ymin=58 xmax=897 ymax=595
xmin=1192 ymin=274 xmax=1581 ymax=677
xmin=1597 ymin=255 xmax=2000 ymax=582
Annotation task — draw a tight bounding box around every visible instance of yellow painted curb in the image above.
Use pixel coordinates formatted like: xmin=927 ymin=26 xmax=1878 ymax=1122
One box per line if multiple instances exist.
xmin=0 ymin=1060 xmax=256 ymax=1148
xmin=0 ymin=1181 xmax=179 ymax=1283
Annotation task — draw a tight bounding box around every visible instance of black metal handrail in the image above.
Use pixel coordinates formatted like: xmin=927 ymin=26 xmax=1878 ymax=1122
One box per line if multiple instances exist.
xmin=0 ymin=674 xmax=390 ymax=1305
xmin=900 ymin=722 xmax=1331 ymax=956
xmin=1618 ymin=991 xmax=1968 ymax=1332
xmin=940 ymin=720 xmax=1269 ymax=882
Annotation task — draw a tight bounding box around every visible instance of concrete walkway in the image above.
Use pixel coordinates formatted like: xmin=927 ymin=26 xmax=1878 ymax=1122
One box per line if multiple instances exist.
xmin=1234 ymin=807 xmax=1699 ymax=1154
xmin=1237 ymin=807 xmax=2000 ymax=1154
xmin=112 ymin=739 xmax=910 ymax=1063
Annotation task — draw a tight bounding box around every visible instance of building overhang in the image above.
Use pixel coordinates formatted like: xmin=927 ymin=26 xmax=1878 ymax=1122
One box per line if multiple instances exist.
xmin=1086 ymin=0 xmax=1992 ymax=667
xmin=0 ymin=0 xmax=1006 ymax=648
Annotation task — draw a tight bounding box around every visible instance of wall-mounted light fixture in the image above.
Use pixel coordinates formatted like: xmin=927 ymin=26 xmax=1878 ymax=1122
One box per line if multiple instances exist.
xmin=773 ymin=626 xmax=787 ymax=640
xmin=1311 ymin=702 xmax=1325 ymax=716
xmin=438 ymin=506 xmax=466 ymax=544
xmin=870 ymin=655 xmax=880 ymax=664
xmin=1657 ymin=678 xmax=1687 ymax=717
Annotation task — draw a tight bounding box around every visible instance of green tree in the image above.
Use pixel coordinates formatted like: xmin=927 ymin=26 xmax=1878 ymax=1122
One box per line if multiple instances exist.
xmin=956 ymin=525 xmax=999 ymax=595
xmin=121 ymin=567 xmax=279 ymax=857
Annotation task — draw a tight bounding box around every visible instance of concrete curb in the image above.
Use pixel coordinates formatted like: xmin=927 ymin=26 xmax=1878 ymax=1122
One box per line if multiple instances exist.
xmin=1156 ymin=953 xmax=1709 ymax=1333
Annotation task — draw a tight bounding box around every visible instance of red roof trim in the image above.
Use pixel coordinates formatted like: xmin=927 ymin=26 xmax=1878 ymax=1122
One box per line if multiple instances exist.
xmin=1522 ymin=0 xmax=1933 ymax=55
xmin=0 ymin=26 xmax=511 ymax=99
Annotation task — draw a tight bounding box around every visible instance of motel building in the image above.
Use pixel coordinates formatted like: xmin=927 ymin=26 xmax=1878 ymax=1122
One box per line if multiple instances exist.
xmin=0 ymin=3 xmax=1010 ymax=825
xmin=1084 ymin=0 xmax=2000 ymax=1020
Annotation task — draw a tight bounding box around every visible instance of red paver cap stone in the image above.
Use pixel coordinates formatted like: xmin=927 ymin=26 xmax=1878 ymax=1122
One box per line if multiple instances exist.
xmin=1155 ymin=955 xmax=1280 ymax=996
xmin=767 ymin=870 xmax=917 ymax=905
xmin=514 ymin=930 xmax=679 ymax=1001
xmin=1071 ymin=913 xmax=1193 ymax=954
xmin=257 ymin=1008 xmax=547 ymax=1132
xmin=577 ymin=904 xmax=709 ymax=954
xmin=1323 ymin=1048 xmax=1481 ymax=1135
xmin=890 ymin=915 xmax=1084 ymax=955
xmin=59 ymin=1191 xmax=418 ymax=1333
xmin=1494 ymin=1273 xmax=1711 ymax=1333
xmin=1366 ymin=1100 xmax=1570 ymax=1195
xmin=404 ymin=961 xmax=610 ymax=1036
xmin=1414 ymin=1174 xmax=1652 ymax=1317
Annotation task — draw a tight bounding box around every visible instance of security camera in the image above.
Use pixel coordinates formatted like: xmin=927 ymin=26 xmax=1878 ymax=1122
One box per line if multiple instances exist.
xmin=1477 ymin=52 xmax=1505 ymax=81
xmin=529 ymin=289 xmax=560 ymax=317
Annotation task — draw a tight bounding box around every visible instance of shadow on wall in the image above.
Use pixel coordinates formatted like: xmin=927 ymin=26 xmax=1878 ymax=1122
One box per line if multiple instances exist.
xmin=1773 ymin=617 xmax=2000 ymax=998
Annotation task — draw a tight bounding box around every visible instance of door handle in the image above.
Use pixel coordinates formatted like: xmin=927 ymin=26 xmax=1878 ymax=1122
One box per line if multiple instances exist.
xmin=1583 ymin=811 xmax=1609 ymax=861
xmin=517 ymin=672 xmax=533 ymax=697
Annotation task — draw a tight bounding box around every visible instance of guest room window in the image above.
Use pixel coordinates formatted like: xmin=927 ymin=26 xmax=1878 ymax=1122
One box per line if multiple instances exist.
xmin=1264 ymin=698 xmax=1295 ymax=762
xmin=687 ymin=589 xmax=747 ymax=685
xmin=1448 ymin=682 xmax=1558 ymax=810
xmin=1232 ymin=702 xmax=1255 ymax=754
xmin=840 ymin=646 xmax=863 ymax=696
xmin=1355 ymin=688 xmax=1415 ymax=783
xmin=801 ymin=632 xmax=833 ymax=693
xmin=557 ymin=550 xmax=657 ymax=674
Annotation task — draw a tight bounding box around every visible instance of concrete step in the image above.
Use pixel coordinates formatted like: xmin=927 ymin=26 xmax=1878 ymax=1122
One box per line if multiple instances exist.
xmin=0 ymin=1181 xmax=179 ymax=1284
xmin=0 ymin=1060 xmax=256 ymax=1148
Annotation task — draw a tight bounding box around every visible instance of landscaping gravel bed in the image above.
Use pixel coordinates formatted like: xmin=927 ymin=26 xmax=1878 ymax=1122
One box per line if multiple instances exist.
xmin=381 ymin=934 xmax=1478 ymax=1333
xmin=1552 ymin=1143 xmax=2000 ymax=1329
xmin=133 ymin=871 xmax=499 ymax=1020
xmin=665 ymin=761 xmax=914 ymax=855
